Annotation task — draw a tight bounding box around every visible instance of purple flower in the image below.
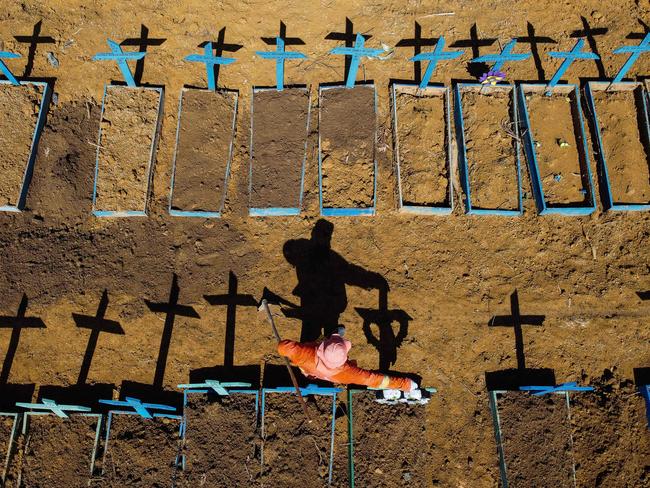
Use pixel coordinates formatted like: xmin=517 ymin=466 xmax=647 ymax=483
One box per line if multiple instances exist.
xmin=479 ymin=70 xmax=507 ymax=85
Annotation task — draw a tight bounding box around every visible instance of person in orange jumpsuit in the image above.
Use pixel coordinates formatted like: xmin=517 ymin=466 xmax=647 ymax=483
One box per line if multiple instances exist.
xmin=277 ymin=328 xmax=416 ymax=392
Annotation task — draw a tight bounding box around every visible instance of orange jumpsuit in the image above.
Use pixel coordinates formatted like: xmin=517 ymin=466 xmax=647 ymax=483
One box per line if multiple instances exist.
xmin=278 ymin=339 xmax=412 ymax=391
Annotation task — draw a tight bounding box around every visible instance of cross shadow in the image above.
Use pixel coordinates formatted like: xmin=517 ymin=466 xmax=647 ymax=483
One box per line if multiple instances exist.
xmin=637 ymin=291 xmax=650 ymax=300
xmin=0 ymin=383 xmax=35 ymax=411
xmin=450 ymin=23 xmax=496 ymax=79
xmin=394 ymin=21 xmax=439 ymax=85
xmin=326 ymin=18 xmax=372 ymax=83
xmin=120 ymin=24 xmax=166 ymax=86
xmin=516 ymin=22 xmax=556 ymax=82
xmin=627 ymin=18 xmax=650 ymax=40
xmin=261 ymin=21 xmax=305 ymax=46
xmin=0 ymin=294 xmax=46 ymax=385
xmin=484 ymin=290 xmax=555 ymax=390
xmin=13 ymin=20 xmax=55 ymax=78
xmin=195 ymin=27 xmax=243 ymax=89
xmin=570 ymin=16 xmax=608 ymax=79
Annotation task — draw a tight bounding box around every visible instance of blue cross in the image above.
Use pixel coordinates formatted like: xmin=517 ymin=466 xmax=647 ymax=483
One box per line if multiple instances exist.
xmin=519 ymin=382 xmax=594 ymax=396
xmin=545 ymin=39 xmax=599 ymax=95
xmin=410 ymin=36 xmax=464 ymax=89
xmin=185 ymin=42 xmax=236 ymax=91
xmin=471 ymin=39 xmax=530 ymax=72
xmin=0 ymin=51 xmax=21 ymax=86
xmin=330 ymin=33 xmax=383 ymax=88
xmin=269 ymin=384 xmax=341 ymax=396
xmin=92 ymin=39 xmax=147 ymax=87
xmin=255 ymin=37 xmax=306 ymax=91
xmin=15 ymin=398 xmax=91 ymax=418
xmin=612 ymin=32 xmax=650 ymax=83
xmin=99 ymin=396 xmax=177 ymax=419
xmin=177 ymin=380 xmax=252 ymax=395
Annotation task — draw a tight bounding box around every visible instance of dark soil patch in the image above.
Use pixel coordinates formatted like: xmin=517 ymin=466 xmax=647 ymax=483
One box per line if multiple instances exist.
xmin=21 ymin=414 xmax=98 ymax=488
xmin=394 ymin=87 xmax=449 ymax=206
xmin=320 ymin=86 xmax=375 ymax=208
xmin=95 ymin=87 xmax=161 ymax=212
xmin=251 ymin=88 xmax=309 ymax=209
xmin=101 ymin=414 xmax=180 ymax=487
xmin=330 ymin=402 xmax=350 ymax=488
xmin=171 ymin=89 xmax=237 ymax=213
xmin=179 ymin=393 xmax=260 ymax=487
xmin=497 ymin=391 xmax=575 ymax=488
xmin=0 ymin=84 xmax=44 ymax=207
xmin=262 ymin=393 xmax=333 ymax=487
xmin=352 ymin=391 xmax=432 ymax=487
xmin=462 ymin=90 xmax=519 ymax=211
xmin=571 ymin=371 xmax=650 ymax=487
xmin=526 ymin=93 xmax=587 ymax=206
xmin=593 ymin=89 xmax=650 ymax=204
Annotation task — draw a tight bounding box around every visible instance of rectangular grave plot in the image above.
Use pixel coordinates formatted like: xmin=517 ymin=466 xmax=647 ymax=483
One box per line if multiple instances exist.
xmin=20 ymin=413 xmax=101 ymax=488
xmin=456 ymin=84 xmax=522 ymax=215
xmin=179 ymin=391 xmax=260 ymax=487
xmin=518 ymin=84 xmax=595 ymax=215
xmin=101 ymin=413 xmax=181 ymax=487
xmin=319 ymin=85 xmax=377 ymax=216
xmin=392 ymin=84 xmax=452 ymax=214
xmin=261 ymin=391 xmax=336 ymax=487
xmin=93 ymin=85 xmax=163 ymax=217
xmin=0 ymin=414 xmax=19 ymax=483
xmin=491 ymin=391 xmax=576 ymax=488
xmin=0 ymin=81 xmax=51 ymax=212
xmin=350 ymin=390 xmax=432 ymax=488
xmin=585 ymin=81 xmax=650 ymax=210
xmin=170 ymin=88 xmax=238 ymax=217
xmin=250 ymin=87 xmax=310 ymax=216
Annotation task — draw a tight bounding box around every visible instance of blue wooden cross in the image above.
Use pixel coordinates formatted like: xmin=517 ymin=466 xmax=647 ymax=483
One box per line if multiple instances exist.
xmin=255 ymin=37 xmax=306 ymax=91
xmin=545 ymin=39 xmax=599 ymax=95
xmin=410 ymin=36 xmax=464 ymax=89
xmin=519 ymin=382 xmax=594 ymax=396
xmin=177 ymin=380 xmax=252 ymax=395
xmin=92 ymin=39 xmax=146 ymax=87
xmin=0 ymin=51 xmax=22 ymax=86
xmin=471 ymin=39 xmax=530 ymax=72
xmin=99 ymin=396 xmax=176 ymax=419
xmin=330 ymin=33 xmax=383 ymax=88
xmin=15 ymin=398 xmax=91 ymax=418
xmin=612 ymin=32 xmax=650 ymax=83
xmin=641 ymin=384 xmax=650 ymax=429
xmin=185 ymin=42 xmax=236 ymax=91
xmin=269 ymin=384 xmax=340 ymax=396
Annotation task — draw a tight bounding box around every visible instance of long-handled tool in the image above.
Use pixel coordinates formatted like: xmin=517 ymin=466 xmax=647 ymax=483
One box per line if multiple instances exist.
xmin=259 ymin=298 xmax=312 ymax=423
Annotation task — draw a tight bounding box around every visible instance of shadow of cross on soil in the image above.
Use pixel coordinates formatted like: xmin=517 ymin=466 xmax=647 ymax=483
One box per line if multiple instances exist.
xmin=120 ymin=24 xmax=166 ymax=86
xmin=72 ymin=289 xmax=124 ymax=386
xmin=145 ymin=274 xmax=200 ymax=389
xmin=394 ymin=21 xmax=439 ymax=85
xmin=450 ymin=23 xmax=496 ymax=79
xmin=13 ymin=20 xmax=55 ymax=78
xmin=516 ymin=22 xmax=556 ymax=82
xmin=326 ymin=18 xmax=372 ymax=83
xmin=637 ymin=291 xmax=650 ymax=300
xmin=0 ymin=294 xmax=46 ymax=385
xmin=197 ymin=27 xmax=243 ymax=89
xmin=570 ymin=16 xmax=608 ymax=79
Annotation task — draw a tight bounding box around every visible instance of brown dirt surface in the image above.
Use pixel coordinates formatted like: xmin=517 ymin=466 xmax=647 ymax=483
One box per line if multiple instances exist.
xmin=171 ymin=89 xmax=237 ymax=213
xmin=526 ymin=93 xmax=587 ymax=206
xmin=101 ymin=415 xmax=180 ymax=487
xmin=0 ymin=84 xmax=44 ymax=207
xmin=95 ymin=87 xmax=160 ymax=212
xmin=251 ymin=88 xmax=309 ymax=209
xmin=330 ymin=399 xmax=350 ymax=488
xmin=0 ymin=415 xmax=16 ymax=480
xmin=352 ymin=391 xmax=432 ymax=487
xmin=20 ymin=414 xmax=98 ymax=488
xmin=571 ymin=369 xmax=650 ymax=487
xmin=394 ymin=87 xmax=448 ymax=206
xmin=261 ymin=393 xmax=333 ymax=487
xmin=463 ymin=90 xmax=519 ymax=211
xmin=593 ymin=89 xmax=650 ymax=204
xmin=320 ymin=86 xmax=375 ymax=208
xmin=497 ymin=391 xmax=575 ymax=488
xmin=179 ymin=393 xmax=260 ymax=487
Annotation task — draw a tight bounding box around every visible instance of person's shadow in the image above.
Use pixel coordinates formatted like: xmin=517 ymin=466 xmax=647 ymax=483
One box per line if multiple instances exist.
xmin=281 ymin=219 xmax=389 ymax=342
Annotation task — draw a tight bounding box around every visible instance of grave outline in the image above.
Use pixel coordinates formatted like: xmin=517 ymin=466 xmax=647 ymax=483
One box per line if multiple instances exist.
xmin=0 ymin=412 xmax=19 ymax=484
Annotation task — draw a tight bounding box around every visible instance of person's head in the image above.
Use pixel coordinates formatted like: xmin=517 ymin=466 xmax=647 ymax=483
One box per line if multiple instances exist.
xmin=311 ymin=219 xmax=334 ymax=248
xmin=316 ymin=333 xmax=352 ymax=370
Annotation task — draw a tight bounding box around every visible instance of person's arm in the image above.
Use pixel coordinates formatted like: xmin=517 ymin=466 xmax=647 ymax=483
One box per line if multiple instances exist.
xmin=277 ymin=339 xmax=316 ymax=367
xmin=334 ymin=362 xmax=414 ymax=391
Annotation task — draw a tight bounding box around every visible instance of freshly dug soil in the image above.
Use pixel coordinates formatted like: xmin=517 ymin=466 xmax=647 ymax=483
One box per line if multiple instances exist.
xmin=320 ymin=86 xmax=375 ymax=208
xmin=526 ymin=93 xmax=587 ymax=206
xmin=1 ymin=415 xmax=16 ymax=477
xmin=171 ymin=89 xmax=237 ymax=213
xmin=394 ymin=87 xmax=448 ymax=206
xmin=570 ymin=371 xmax=650 ymax=487
xmin=497 ymin=392 xmax=575 ymax=488
xmin=95 ymin=87 xmax=160 ymax=212
xmin=462 ymin=91 xmax=519 ymax=211
xmin=179 ymin=393 xmax=260 ymax=487
xmin=593 ymin=90 xmax=650 ymax=204
xmin=251 ymin=88 xmax=309 ymax=209
xmin=352 ymin=392 xmax=432 ymax=487
xmin=101 ymin=415 xmax=180 ymax=487
xmin=330 ymin=400 xmax=350 ymax=488
xmin=0 ymin=84 xmax=44 ymax=207
xmin=262 ymin=393 xmax=333 ymax=487
xmin=21 ymin=415 xmax=98 ymax=488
